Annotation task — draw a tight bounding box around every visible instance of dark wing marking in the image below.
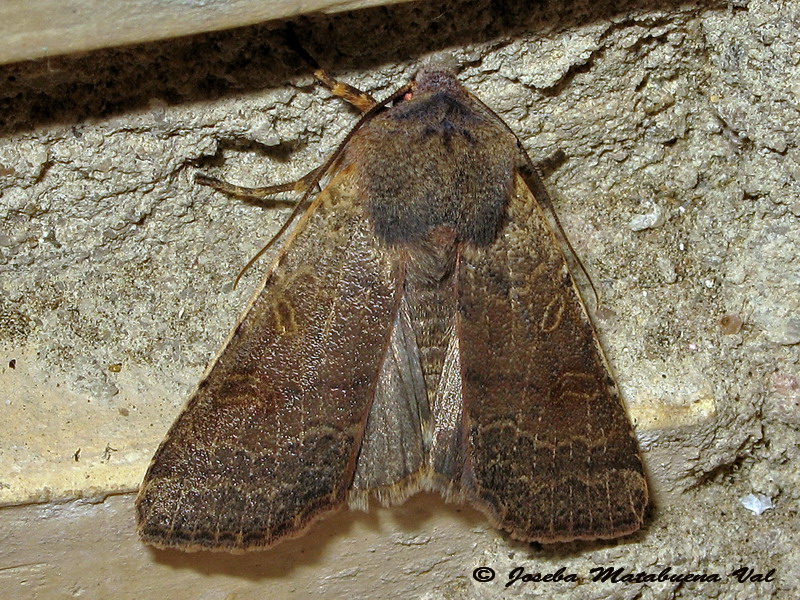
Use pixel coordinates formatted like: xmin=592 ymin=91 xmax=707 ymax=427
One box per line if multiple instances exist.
xmin=136 ymin=166 xmax=406 ymax=550
xmin=455 ymin=173 xmax=647 ymax=542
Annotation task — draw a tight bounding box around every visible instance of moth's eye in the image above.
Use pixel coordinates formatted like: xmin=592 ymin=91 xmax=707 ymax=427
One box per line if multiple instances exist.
xmin=389 ymin=90 xmax=414 ymax=107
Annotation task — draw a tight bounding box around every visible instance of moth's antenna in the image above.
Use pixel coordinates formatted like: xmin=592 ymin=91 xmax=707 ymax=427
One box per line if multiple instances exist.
xmin=518 ymin=158 xmax=600 ymax=309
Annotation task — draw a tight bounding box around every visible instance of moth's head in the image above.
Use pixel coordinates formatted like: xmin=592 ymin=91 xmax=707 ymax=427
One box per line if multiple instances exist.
xmin=412 ymin=52 xmax=464 ymax=95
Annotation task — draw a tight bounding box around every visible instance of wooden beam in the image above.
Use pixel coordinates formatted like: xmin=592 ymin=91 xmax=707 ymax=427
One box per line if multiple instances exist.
xmin=0 ymin=0 xmax=415 ymax=66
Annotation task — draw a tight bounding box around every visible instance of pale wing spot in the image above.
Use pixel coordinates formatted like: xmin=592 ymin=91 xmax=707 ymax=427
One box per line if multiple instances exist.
xmin=558 ymin=390 xmax=595 ymax=404
xmin=528 ymin=261 xmax=547 ymax=284
xmin=272 ymin=298 xmax=297 ymax=336
xmin=321 ymin=300 xmax=337 ymax=339
xmin=270 ymin=265 xmax=317 ymax=335
xmin=550 ymin=372 xmax=599 ymax=404
xmin=627 ymin=481 xmax=636 ymax=525
xmin=540 ymin=294 xmax=566 ymax=332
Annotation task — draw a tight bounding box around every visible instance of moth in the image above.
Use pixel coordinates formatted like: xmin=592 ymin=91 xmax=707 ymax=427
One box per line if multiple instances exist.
xmin=136 ymin=60 xmax=648 ymax=551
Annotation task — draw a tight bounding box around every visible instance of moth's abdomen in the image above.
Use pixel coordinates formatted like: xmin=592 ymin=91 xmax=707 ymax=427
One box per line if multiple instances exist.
xmin=403 ymin=231 xmax=459 ymax=407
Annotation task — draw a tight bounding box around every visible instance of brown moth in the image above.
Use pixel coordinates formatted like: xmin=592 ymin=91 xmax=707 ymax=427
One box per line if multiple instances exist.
xmin=136 ymin=62 xmax=648 ymax=551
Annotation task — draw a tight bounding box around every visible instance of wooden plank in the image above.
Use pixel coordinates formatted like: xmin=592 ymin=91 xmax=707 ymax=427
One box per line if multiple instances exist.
xmin=0 ymin=0 xmax=414 ymax=66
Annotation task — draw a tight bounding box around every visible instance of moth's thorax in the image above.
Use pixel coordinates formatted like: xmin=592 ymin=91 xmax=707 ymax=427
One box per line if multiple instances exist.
xmin=347 ymin=74 xmax=518 ymax=248
xmin=413 ymin=67 xmax=465 ymax=96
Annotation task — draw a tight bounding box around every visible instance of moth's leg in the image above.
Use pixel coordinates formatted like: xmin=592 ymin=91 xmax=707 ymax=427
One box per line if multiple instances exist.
xmin=312 ymin=68 xmax=378 ymax=113
xmin=195 ymin=166 xmax=323 ymax=205
xmin=515 ymin=147 xmax=567 ymax=206
xmin=533 ymin=149 xmax=567 ymax=178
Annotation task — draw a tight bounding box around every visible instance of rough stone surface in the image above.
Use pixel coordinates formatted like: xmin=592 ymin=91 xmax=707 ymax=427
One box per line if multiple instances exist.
xmin=0 ymin=0 xmax=797 ymax=598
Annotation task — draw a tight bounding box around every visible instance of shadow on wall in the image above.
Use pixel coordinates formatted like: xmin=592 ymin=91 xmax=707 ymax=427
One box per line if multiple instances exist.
xmin=0 ymin=0 xmax=726 ymax=136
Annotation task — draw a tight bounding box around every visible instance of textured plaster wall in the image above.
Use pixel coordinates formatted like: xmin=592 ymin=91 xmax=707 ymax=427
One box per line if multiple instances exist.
xmin=0 ymin=0 xmax=798 ymax=598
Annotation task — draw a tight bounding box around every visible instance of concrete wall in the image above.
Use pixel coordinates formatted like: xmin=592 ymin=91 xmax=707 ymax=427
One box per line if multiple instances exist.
xmin=1 ymin=0 xmax=797 ymax=598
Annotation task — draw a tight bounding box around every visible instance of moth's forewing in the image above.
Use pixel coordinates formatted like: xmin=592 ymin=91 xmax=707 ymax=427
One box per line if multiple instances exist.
xmin=136 ymin=166 xmax=401 ymax=551
xmin=455 ymin=173 xmax=648 ymax=541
